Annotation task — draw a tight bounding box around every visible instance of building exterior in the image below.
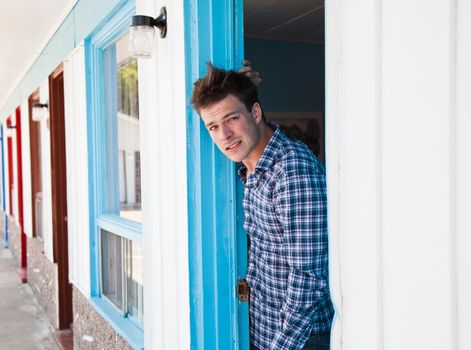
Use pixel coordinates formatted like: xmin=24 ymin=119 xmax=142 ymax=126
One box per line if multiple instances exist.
xmin=0 ymin=0 xmax=470 ymax=349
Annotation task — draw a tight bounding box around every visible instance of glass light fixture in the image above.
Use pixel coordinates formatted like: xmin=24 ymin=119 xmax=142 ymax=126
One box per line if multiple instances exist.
xmin=5 ymin=124 xmax=16 ymax=137
xmin=129 ymin=7 xmax=167 ymax=59
xmin=32 ymin=102 xmax=49 ymax=122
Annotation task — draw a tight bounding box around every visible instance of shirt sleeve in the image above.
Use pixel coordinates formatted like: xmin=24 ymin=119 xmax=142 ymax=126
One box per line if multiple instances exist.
xmin=271 ymin=160 xmax=330 ymax=350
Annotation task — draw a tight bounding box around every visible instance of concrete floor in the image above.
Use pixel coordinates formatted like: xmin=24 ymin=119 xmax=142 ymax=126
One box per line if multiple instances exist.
xmin=0 ymin=246 xmax=59 ymax=350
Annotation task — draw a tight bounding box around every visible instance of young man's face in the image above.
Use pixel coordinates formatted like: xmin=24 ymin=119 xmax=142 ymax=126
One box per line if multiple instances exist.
xmin=199 ymin=94 xmax=261 ymax=163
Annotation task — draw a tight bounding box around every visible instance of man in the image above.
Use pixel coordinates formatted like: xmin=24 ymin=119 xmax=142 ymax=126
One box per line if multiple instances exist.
xmin=191 ymin=63 xmax=334 ymax=350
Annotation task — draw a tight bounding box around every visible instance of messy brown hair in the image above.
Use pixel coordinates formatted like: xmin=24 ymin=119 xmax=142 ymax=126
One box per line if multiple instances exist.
xmin=191 ymin=63 xmax=265 ymax=120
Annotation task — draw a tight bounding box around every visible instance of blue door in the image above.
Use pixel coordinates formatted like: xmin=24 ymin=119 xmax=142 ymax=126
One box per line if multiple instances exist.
xmin=184 ymin=0 xmax=249 ymax=349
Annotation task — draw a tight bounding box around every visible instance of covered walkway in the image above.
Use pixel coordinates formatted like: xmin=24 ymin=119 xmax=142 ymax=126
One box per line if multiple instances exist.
xmin=0 ymin=241 xmax=59 ymax=349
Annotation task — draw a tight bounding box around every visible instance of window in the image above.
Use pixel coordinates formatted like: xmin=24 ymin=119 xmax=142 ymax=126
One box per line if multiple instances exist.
xmin=125 ymin=238 xmax=144 ymax=325
xmin=101 ymin=229 xmax=123 ymax=309
xmin=105 ymin=32 xmax=142 ymax=223
xmin=87 ymin=2 xmax=144 ymax=342
xmin=101 ymin=228 xmax=143 ymax=325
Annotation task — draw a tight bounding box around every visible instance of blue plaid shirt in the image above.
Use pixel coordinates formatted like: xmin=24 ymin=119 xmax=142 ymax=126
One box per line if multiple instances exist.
xmin=238 ymin=127 xmax=334 ymax=350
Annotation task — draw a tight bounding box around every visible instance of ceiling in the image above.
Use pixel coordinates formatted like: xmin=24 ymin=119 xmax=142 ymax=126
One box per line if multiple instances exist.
xmin=0 ymin=0 xmax=324 ymax=114
xmin=244 ymin=0 xmax=325 ymax=43
xmin=0 ymin=0 xmax=77 ymax=113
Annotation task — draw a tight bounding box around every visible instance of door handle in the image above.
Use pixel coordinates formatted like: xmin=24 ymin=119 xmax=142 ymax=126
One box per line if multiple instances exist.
xmin=237 ymin=279 xmax=250 ymax=302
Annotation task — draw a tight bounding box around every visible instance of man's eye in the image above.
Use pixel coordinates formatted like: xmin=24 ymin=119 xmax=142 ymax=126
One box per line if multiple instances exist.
xmin=209 ymin=125 xmax=217 ymax=132
xmin=229 ymin=116 xmax=239 ymax=121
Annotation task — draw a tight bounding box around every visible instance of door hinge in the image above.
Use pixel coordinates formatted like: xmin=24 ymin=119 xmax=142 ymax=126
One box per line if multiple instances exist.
xmin=237 ymin=279 xmax=250 ymax=302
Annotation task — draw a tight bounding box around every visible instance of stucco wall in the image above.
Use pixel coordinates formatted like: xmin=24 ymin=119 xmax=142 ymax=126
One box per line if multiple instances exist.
xmin=27 ymin=236 xmax=58 ymax=329
xmin=6 ymin=216 xmax=20 ymax=263
xmin=72 ymin=287 xmax=132 ymax=350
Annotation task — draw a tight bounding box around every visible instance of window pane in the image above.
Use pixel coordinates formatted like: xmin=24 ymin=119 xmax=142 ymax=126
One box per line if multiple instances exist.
xmin=126 ymin=240 xmax=144 ymax=325
xmin=101 ymin=229 xmax=123 ymax=310
xmin=35 ymin=192 xmax=43 ymax=240
xmin=113 ymin=32 xmax=142 ymax=223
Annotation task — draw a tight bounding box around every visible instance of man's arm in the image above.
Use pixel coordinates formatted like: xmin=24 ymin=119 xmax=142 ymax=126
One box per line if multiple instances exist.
xmin=272 ymin=160 xmax=331 ymax=350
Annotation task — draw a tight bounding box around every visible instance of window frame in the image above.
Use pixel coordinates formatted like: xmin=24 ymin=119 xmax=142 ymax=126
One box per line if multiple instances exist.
xmin=85 ymin=1 xmax=143 ymax=348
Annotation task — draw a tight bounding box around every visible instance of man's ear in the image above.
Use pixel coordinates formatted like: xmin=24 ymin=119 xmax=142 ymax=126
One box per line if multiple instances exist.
xmin=251 ymin=103 xmax=263 ymax=124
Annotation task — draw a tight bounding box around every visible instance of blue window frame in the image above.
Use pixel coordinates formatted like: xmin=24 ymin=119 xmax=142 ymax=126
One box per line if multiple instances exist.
xmin=85 ymin=1 xmax=143 ymax=348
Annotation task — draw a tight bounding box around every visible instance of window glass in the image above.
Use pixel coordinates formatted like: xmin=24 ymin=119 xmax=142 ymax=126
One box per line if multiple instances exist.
xmin=114 ymin=32 xmax=142 ymax=222
xmin=35 ymin=193 xmax=43 ymax=240
xmin=100 ymin=228 xmax=144 ymax=324
xmin=126 ymin=240 xmax=144 ymax=324
xmin=101 ymin=229 xmax=123 ymax=309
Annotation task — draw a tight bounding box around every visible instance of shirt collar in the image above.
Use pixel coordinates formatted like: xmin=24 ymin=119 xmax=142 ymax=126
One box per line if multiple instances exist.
xmin=238 ymin=125 xmax=285 ymax=183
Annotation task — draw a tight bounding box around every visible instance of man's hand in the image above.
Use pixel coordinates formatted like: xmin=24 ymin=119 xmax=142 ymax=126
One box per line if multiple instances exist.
xmin=239 ymin=59 xmax=262 ymax=87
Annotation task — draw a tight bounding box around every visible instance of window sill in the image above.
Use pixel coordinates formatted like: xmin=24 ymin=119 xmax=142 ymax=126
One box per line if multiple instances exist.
xmin=97 ymin=214 xmax=142 ymax=242
xmin=90 ymin=297 xmax=144 ymax=350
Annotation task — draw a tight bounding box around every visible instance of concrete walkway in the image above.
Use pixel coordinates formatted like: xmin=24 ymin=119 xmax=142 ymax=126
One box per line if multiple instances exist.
xmin=0 ymin=246 xmax=59 ymax=350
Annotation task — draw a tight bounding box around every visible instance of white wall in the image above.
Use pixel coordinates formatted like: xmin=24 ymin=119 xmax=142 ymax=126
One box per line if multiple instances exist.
xmin=10 ymin=111 xmax=19 ymax=224
xmin=327 ymin=0 xmax=471 ymax=349
xmin=63 ymin=43 xmax=91 ymax=297
xmin=0 ymin=130 xmax=3 ymax=212
xmin=137 ymin=0 xmax=190 ymax=349
xmin=456 ymin=0 xmax=471 ymax=348
xmin=20 ymin=100 xmax=33 ymax=237
xmin=39 ymin=81 xmax=54 ymax=262
xmin=381 ymin=1 xmax=455 ymax=349
xmin=326 ymin=0 xmax=383 ymax=349
xmin=3 ymin=123 xmax=10 ymax=217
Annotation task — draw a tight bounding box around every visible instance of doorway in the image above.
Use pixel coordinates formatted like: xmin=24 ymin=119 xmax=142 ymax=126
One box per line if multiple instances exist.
xmin=185 ymin=0 xmax=326 ymax=348
xmin=238 ymin=0 xmax=326 ymax=345
xmin=28 ymin=91 xmax=43 ymax=240
xmin=243 ymin=0 xmax=325 ymax=161
xmin=6 ymin=116 xmax=14 ymax=217
xmin=49 ymin=65 xmax=73 ymax=330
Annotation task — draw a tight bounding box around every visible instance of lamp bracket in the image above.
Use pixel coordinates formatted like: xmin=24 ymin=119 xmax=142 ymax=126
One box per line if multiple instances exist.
xmin=154 ymin=7 xmax=167 ymax=38
xmin=32 ymin=102 xmax=48 ymax=109
xmin=131 ymin=7 xmax=167 ymax=38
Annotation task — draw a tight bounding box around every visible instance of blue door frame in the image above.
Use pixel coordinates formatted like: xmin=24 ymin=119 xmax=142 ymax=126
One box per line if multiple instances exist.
xmin=1 ymin=125 xmax=7 ymax=248
xmin=184 ymin=0 xmax=249 ymax=349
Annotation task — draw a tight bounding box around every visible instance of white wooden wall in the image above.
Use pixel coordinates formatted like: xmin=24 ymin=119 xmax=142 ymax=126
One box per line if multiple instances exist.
xmin=39 ymin=81 xmax=54 ymax=261
xmin=455 ymin=1 xmax=471 ymax=348
xmin=10 ymin=112 xmax=19 ymax=224
xmin=3 ymin=126 xmax=9 ymax=216
xmin=326 ymin=0 xmax=471 ymax=349
xmin=20 ymin=100 xmax=33 ymax=237
xmin=137 ymin=0 xmax=190 ymax=349
xmin=0 ymin=131 xmax=3 ymax=212
xmin=63 ymin=43 xmax=91 ymax=297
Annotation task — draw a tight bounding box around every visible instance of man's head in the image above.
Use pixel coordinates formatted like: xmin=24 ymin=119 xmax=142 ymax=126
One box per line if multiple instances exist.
xmin=191 ymin=63 xmax=269 ymax=166
xmin=191 ymin=63 xmax=265 ymax=120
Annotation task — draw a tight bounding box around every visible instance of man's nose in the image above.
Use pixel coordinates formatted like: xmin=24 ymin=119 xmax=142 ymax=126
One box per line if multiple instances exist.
xmin=218 ymin=124 xmax=233 ymax=141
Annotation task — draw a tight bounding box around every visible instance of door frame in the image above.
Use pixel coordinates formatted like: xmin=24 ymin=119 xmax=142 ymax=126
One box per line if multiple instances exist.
xmin=13 ymin=107 xmax=28 ymax=282
xmin=49 ymin=64 xmax=73 ymax=329
xmin=184 ymin=0 xmax=248 ymax=348
xmin=1 ymin=125 xmax=7 ymax=247
xmin=6 ymin=116 xmax=14 ymax=217
xmin=28 ymin=90 xmax=42 ymax=239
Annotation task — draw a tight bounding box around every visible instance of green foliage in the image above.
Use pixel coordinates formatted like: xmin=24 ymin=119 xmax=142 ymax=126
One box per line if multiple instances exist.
xmin=118 ymin=60 xmax=139 ymax=118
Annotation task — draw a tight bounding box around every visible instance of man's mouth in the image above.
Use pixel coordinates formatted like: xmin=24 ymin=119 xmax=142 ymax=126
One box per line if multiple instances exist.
xmin=225 ymin=140 xmax=242 ymax=151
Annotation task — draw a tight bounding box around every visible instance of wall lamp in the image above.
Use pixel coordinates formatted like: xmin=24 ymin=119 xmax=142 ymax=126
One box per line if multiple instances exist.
xmin=32 ymin=102 xmax=49 ymax=122
xmin=129 ymin=7 xmax=167 ymax=59
xmin=5 ymin=124 xmax=16 ymax=137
